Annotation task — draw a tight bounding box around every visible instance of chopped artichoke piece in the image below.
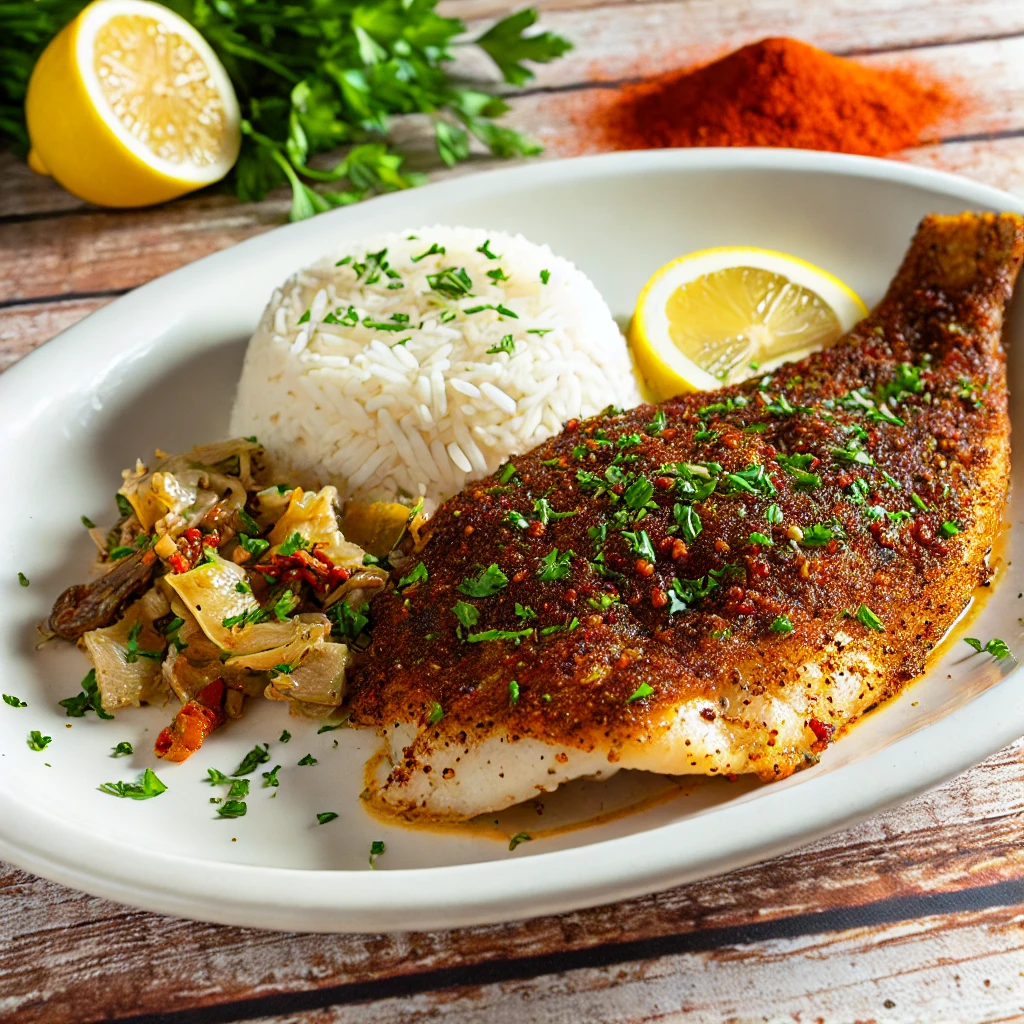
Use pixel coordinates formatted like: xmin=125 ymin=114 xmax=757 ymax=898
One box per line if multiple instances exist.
xmin=228 ymin=615 xmax=330 ymax=672
xmin=164 ymin=550 xmax=258 ymax=650
xmin=340 ymin=501 xmax=413 ymax=558
xmin=268 ymin=487 xmax=365 ymax=568
xmin=82 ymin=595 xmax=169 ymax=711
xmin=267 ymin=642 xmax=349 ymax=706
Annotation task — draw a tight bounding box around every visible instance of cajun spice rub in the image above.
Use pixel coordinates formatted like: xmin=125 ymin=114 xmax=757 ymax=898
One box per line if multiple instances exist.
xmin=349 ymin=213 xmax=1023 ymax=820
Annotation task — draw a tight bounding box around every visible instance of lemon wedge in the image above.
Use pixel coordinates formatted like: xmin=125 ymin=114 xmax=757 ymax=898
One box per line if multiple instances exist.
xmin=25 ymin=0 xmax=241 ymax=208
xmin=628 ymin=247 xmax=868 ymax=400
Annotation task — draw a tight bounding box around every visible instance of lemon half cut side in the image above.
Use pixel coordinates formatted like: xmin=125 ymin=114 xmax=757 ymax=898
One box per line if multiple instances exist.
xmin=628 ymin=247 xmax=869 ymax=400
xmin=26 ymin=0 xmax=241 ymax=207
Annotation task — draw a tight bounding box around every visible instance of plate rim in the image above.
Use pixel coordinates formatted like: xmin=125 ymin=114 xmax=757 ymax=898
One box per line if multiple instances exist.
xmin=2 ymin=146 xmax=1023 ymax=933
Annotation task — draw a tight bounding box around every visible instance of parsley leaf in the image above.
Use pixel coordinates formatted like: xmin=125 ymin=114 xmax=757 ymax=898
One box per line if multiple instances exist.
xmin=427 ymin=702 xmax=445 ymax=725
xmin=59 ymin=668 xmax=114 ymax=720
xmin=964 ymin=637 xmax=1012 ymax=659
xmin=297 ymin=753 xmax=318 ymax=766
xmin=99 ymin=768 xmax=166 ymax=800
xmin=626 ymin=683 xmax=654 ymax=703
xmin=508 ymin=831 xmax=533 ymax=851
xmin=457 ymin=564 xmax=508 ymax=597
xmin=466 ymin=628 xmax=533 ymax=643
xmin=536 ymin=548 xmax=575 ymax=581
xmin=397 ymin=562 xmax=428 ymax=590
xmin=369 ymin=839 xmax=386 ymax=868
xmin=769 ymin=615 xmax=793 ymax=634
xmin=316 ymin=811 xmax=339 ymax=825
xmin=217 ymin=800 xmax=247 ymax=819
xmin=3 ymin=694 xmax=26 ymax=708
xmin=854 ymin=604 xmax=885 ymax=632
xmin=27 ymin=730 xmax=51 ymax=752
xmin=278 ymin=531 xmax=310 ymax=556
xmin=233 ymin=744 xmax=270 ymax=776
xmin=111 ymin=741 xmax=133 ymax=757
xmin=476 ymin=9 xmax=573 ymax=86
xmin=452 ymin=601 xmax=480 ymax=628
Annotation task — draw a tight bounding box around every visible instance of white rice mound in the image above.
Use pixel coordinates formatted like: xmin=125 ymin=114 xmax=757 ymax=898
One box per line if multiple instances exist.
xmin=230 ymin=226 xmax=641 ymax=504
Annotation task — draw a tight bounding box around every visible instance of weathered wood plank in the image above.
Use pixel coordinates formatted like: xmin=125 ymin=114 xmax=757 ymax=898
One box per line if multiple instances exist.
xmin=0 ymin=297 xmax=114 ymax=373
xmin=2 ymin=739 xmax=1021 ymax=1024
xmin=5 ymin=1 xmax=1024 ymax=220
xmin=239 ymin=904 xmax=1024 ymax=1024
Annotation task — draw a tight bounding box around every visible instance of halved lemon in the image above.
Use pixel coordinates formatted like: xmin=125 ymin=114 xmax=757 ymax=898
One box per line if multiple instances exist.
xmin=25 ymin=0 xmax=241 ymax=207
xmin=628 ymin=247 xmax=869 ymax=400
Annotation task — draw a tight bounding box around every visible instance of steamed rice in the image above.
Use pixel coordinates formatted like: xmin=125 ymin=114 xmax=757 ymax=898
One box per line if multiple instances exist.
xmin=230 ymin=226 xmax=641 ymax=504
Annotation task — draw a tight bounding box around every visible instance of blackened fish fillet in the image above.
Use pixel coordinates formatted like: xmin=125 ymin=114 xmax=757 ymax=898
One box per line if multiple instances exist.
xmin=349 ymin=212 xmax=1023 ymax=820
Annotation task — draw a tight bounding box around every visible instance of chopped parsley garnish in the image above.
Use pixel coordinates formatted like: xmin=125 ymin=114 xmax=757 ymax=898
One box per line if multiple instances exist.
xmin=464 ymin=302 xmax=518 ymax=318
xmin=222 ymin=608 xmax=266 ymax=630
xmin=233 ymin=744 xmax=271 ymax=776
xmin=504 ymin=509 xmax=529 ymax=530
xmin=540 ymin=617 xmax=579 ymax=636
xmin=297 ymin=753 xmax=318 ymax=766
xmin=238 ymin=533 xmax=270 ymax=558
xmin=532 ymin=498 xmax=578 ymax=525
xmin=328 ymin=600 xmax=371 ymax=641
xmin=297 ymin=309 xmax=311 ymax=324
xmin=847 ymin=478 xmax=870 ymax=504
xmin=588 ymin=592 xmax=618 ymax=610
xmin=800 ymin=524 xmax=843 ymax=547
xmin=318 ymin=719 xmax=349 ymax=734
xmin=427 ymin=266 xmax=473 ymax=298
xmin=830 ymin=443 xmax=875 ymax=467
xmin=527 ymin=327 xmax=553 ymax=335
xmin=17 ymin=571 xmax=29 ymax=587
xmin=487 ymin=267 xmax=511 ymax=283
xmin=509 ymin=680 xmax=520 ymax=704
xmin=616 ymin=433 xmax=643 ymax=450
xmin=766 ymin=504 xmax=783 ymax=525
xmin=427 ymin=701 xmax=444 ymax=724
xmin=621 ymin=530 xmax=656 ymax=562
xmin=964 ymin=637 xmax=1012 ymax=659
xmin=316 ymin=811 xmax=339 ymax=825
xmin=279 ymin=730 xmax=291 ymax=743
xmin=881 ymin=362 xmax=925 ymax=403
xmin=854 ymin=604 xmax=885 ymax=632
xmin=626 ymin=683 xmax=654 ymax=703
xmin=466 ymin=628 xmax=533 ymax=643
xmin=369 ymin=839 xmax=386 ymax=868
xmin=107 ymin=546 xmax=135 ymax=561
xmin=397 ymin=562 xmax=428 ymax=590
xmin=278 ymin=531 xmax=310 ymax=556
xmin=775 ymin=453 xmax=821 ymax=488
xmin=911 ymin=493 xmax=930 ymax=512
xmin=882 ymin=471 xmax=902 ymax=490
xmin=27 ymin=730 xmax=51 ymax=751
xmin=476 ymin=240 xmax=500 ymax=260
xmin=498 ymin=463 xmax=518 ymax=485
xmin=111 ymin=741 xmax=133 ymax=757
xmin=262 ymin=765 xmax=282 ymax=787
xmin=672 ymin=504 xmax=702 ymax=544
xmin=540 ymin=457 xmax=561 ymax=467
xmin=723 ymin=464 xmax=777 ymax=496
xmin=486 ymin=334 xmax=516 ymax=355
xmin=648 ymin=410 xmax=667 ymax=436
xmin=81 ymin=515 xmax=96 ymax=529
xmin=452 ymin=601 xmax=480 ymax=628
xmin=515 ymin=603 xmax=537 ymax=620
xmin=228 ymin=779 xmax=250 ymax=800
xmin=99 ymin=768 xmax=166 ymax=800
xmin=666 ymin=566 xmax=739 ymax=614
xmin=217 ymin=800 xmax=247 ymax=819
xmin=539 ymin=268 xmax=550 ymax=284
xmin=508 ymin=832 xmax=532 ymax=851
xmin=840 ymin=387 xmax=905 ymax=425
xmin=457 ymin=563 xmax=508 ymax=597
xmin=59 ymin=668 xmax=114 ymax=720
xmin=115 ymin=492 xmax=134 ymax=518
xmin=941 ymin=521 xmax=961 ymax=537
xmin=537 ymin=548 xmax=575 ymax=581
xmin=769 ymin=615 xmax=793 ymax=634
xmin=3 ymin=694 xmax=27 ymax=708
xmin=411 ymin=242 xmax=445 ymax=262
xmin=624 ymin=477 xmax=655 ymax=511
xmin=207 ymin=768 xmax=232 ymax=785
xmin=124 ymin=621 xmax=162 ymax=664
xmin=749 ymin=531 xmax=773 ymax=547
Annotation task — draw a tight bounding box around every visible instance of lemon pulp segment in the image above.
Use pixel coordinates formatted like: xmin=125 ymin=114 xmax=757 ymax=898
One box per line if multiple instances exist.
xmin=665 ymin=266 xmax=843 ymax=381
xmin=94 ymin=14 xmax=234 ymax=170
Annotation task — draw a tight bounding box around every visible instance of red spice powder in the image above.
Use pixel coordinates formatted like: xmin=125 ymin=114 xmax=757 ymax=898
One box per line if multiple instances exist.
xmin=585 ymin=37 xmax=953 ymax=157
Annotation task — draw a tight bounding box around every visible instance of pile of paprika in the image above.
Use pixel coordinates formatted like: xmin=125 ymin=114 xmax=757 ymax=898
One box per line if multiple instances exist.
xmin=587 ymin=37 xmax=952 ymax=157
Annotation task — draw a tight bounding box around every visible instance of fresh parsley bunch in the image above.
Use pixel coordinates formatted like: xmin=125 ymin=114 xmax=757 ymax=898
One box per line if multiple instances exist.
xmin=0 ymin=0 xmax=571 ymax=219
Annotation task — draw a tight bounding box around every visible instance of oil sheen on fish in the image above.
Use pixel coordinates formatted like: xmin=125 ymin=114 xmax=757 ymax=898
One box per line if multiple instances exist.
xmin=349 ymin=213 xmax=1024 ymax=820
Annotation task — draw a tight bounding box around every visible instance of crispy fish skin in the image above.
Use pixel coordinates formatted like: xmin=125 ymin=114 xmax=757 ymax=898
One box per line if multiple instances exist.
xmin=349 ymin=213 xmax=1023 ymax=819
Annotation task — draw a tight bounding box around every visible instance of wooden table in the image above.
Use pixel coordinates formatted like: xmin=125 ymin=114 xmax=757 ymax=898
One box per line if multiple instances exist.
xmin=4 ymin=2 xmax=1024 ymax=1020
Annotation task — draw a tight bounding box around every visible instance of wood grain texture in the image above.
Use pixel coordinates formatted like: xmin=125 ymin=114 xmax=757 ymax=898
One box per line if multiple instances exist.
xmin=2 ymin=739 xmax=1021 ymax=1024
xmin=238 ymin=905 xmax=1024 ymax=1024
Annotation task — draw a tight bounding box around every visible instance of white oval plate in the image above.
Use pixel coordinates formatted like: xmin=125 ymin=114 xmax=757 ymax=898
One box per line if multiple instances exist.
xmin=1 ymin=149 xmax=1022 ymax=933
